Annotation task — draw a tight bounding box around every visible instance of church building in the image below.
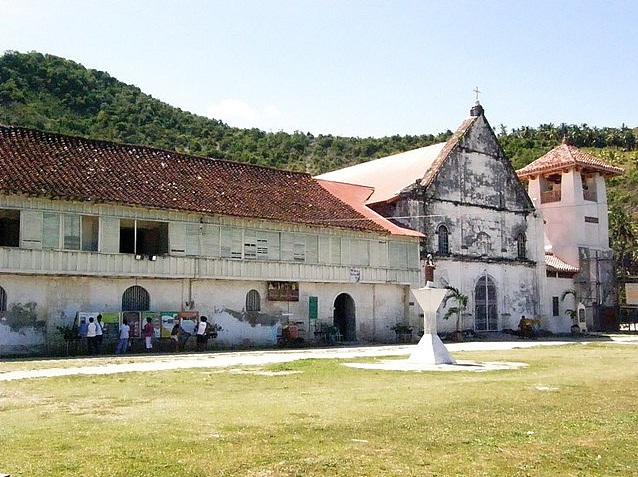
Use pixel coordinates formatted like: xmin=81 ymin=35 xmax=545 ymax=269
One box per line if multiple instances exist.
xmin=318 ymin=103 xmax=623 ymax=334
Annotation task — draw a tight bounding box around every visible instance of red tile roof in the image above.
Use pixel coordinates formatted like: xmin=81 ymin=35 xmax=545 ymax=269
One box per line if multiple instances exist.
xmin=517 ymin=143 xmax=624 ymax=179
xmin=0 ymin=125 xmax=387 ymax=234
xmin=315 ymin=179 xmax=424 ymax=237
xmin=545 ymin=254 xmax=579 ymax=274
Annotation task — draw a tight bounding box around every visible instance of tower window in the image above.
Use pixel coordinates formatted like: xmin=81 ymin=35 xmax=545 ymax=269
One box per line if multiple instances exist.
xmin=517 ymin=233 xmax=527 ymax=259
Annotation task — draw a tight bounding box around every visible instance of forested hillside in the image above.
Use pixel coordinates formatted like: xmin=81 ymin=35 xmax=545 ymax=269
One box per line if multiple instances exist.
xmin=1 ymin=51 xmax=636 ymax=273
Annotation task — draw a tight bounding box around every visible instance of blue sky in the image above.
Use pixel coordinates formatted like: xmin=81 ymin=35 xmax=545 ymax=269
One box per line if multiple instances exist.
xmin=1 ymin=0 xmax=636 ymax=137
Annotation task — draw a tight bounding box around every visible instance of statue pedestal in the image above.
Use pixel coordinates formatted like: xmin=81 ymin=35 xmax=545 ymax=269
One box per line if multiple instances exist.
xmin=409 ymin=285 xmax=456 ymax=365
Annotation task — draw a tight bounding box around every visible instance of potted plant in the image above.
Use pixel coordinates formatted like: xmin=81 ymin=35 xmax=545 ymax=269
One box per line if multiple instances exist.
xmin=391 ymin=323 xmax=414 ymax=343
xmin=442 ymin=286 xmax=468 ymax=342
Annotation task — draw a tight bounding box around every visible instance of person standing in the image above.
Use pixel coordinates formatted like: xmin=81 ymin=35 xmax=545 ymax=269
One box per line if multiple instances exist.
xmin=115 ymin=318 xmax=130 ymax=354
xmin=86 ymin=317 xmax=98 ymax=355
xmin=143 ymin=317 xmax=154 ymax=352
xmin=95 ymin=314 xmax=104 ymax=354
xmin=195 ymin=316 xmax=209 ymax=352
xmin=170 ymin=319 xmax=182 ymax=352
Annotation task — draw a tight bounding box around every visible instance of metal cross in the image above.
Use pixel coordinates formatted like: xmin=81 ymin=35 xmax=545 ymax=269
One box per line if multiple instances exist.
xmin=473 ymin=86 xmax=481 ymax=102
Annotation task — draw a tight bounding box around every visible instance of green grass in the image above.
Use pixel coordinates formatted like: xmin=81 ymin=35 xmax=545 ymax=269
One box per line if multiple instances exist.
xmin=1 ymin=344 xmax=637 ymax=476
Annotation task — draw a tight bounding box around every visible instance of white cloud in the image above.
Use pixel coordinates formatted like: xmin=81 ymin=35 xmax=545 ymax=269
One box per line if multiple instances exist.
xmin=207 ymin=98 xmax=283 ymax=130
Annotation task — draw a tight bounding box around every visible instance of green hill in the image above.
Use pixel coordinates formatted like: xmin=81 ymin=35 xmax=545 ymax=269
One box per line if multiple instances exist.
xmin=0 ymin=51 xmax=636 ymax=273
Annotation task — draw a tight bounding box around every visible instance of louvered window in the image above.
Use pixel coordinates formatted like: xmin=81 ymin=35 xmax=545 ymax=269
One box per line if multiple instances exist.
xmin=43 ymin=213 xmax=60 ymax=249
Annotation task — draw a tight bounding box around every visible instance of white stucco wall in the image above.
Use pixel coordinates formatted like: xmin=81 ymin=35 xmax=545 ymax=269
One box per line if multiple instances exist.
xmin=0 ymin=274 xmax=414 ymax=353
xmin=543 ymin=276 xmax=576 ymax=334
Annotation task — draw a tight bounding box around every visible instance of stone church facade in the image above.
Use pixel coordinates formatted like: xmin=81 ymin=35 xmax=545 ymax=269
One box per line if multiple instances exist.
xmin=319 ymin=103 xmax=622 ymax=334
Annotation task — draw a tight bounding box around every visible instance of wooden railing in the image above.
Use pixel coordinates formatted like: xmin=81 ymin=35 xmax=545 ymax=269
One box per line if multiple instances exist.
xmin=541 ymin=189 xmax=561 ymax=203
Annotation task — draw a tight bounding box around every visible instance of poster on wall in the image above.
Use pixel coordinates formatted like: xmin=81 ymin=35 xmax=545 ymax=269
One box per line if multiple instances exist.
xmin=178 ymin=311 xmax=199 ymax=335
xmin=160 ymin=312 xmax=180 ymax=338
xmin=267 ymin=282 xmax=299 ymax=302
xmin=626 ymin=283 xmax=638 ymax=305
xmin=100 ymin=312 xmax=121 ymax=341
xmin=122 ymin=311 xmax=142 ymax=339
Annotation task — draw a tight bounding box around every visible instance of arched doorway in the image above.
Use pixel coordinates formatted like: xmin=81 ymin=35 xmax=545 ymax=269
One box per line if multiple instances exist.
xmin=475 ymin=275 xmax=498 ymax=331
xmin=333 ymin=293 xmax=356 ymax=341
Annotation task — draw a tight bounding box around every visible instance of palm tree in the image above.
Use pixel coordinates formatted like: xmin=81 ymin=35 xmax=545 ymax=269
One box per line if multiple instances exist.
xmin=442 ymin=286 xmax=469 ymax=339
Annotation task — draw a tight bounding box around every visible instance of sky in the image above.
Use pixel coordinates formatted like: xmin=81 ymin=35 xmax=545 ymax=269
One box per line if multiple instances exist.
xmin=1 ymin=0 xmax=637 ymax=137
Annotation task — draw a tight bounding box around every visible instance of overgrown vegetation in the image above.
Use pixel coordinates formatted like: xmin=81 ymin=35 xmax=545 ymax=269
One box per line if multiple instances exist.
xmin=1 ymin=50 xmax=637 ymax=272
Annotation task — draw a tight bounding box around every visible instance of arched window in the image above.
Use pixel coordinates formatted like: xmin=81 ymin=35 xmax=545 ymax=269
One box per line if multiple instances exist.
xmin=475 ymin=275 xmax=498 ymax=331
xmin=0 ymin=286 xmax=6 ymax=312
xmin=246 ymin=289 xmax=261 ymax=312
xmin=122 ymin=286 xmax=150 ymax=311
xmin=437 ymin=225 xmax=449 ymax=255
xmin=517 ymin=233 xmax=527 ymax=259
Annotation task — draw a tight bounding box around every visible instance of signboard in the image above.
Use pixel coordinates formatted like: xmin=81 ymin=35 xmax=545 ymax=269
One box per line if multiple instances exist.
xmin=267 ymin=282 xmax=299 ymax=302
xmin=100 ymin=312 xmax=121 ymax=341
xmin=309 ymin=296 xmax=318 ymax=321
xmin=626 ymin=283 xmax=638 ymax=305
xmin=349 ymin=268 xmax=361 ymax=283
xmin=142 ymin=311 xmax=162 ymax=338
xmin=160 ymin=312 xmax=180 ymax=338
xmin=179 ymin=311 xmax=199 ymax=335
xmin=122 ymin=311 xmax=142 ymax=339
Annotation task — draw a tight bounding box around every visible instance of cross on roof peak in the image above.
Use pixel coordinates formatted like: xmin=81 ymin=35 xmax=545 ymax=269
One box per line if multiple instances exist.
xmin=473 ymin=86 xmax=481 ymax=104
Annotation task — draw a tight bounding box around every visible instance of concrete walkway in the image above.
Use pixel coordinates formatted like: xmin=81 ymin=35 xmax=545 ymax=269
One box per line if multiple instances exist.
xmin=1 ymin=336 xmax=635 ymax=382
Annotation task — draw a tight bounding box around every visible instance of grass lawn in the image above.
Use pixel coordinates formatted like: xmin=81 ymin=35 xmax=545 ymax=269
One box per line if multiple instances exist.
xmin=0 ymin=344 xmax=637 ymax=476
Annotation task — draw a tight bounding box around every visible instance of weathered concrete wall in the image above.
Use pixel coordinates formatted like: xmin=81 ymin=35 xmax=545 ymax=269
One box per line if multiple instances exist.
xmin=543 ymin=276 xmax=576 ymax=334
xmin=0 ymin=274 xmax=414 ymax=353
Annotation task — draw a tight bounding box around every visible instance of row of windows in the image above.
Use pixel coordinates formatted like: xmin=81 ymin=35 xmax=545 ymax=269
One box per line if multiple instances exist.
xmin=436 ymin=225 xmax=527 ymax=259
xmin=0 ymin=208 xmax=419 ymax=270
xmin=121 ymin=285 xmax=261 ymax=313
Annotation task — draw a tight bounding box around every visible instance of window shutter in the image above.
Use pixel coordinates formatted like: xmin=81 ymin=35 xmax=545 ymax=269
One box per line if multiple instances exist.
xmin=184 ymin=223 xmax=201 ymax=256
xmin=318 ymin=236 xmax=330 ymax=264
xmin=351 ymin=239 xmax=369 ymax=266
xmin=21 ymin=210 xmax=42 ymax=249
xmin=169 ymin=222 xmax=185 ymax=255
xmin=63 ymin=215 xmax=81 ymax=250
xmin=340 ymin=238 xmax=351 ymax=265
xmin=281 ymin=233 xmax=294 ymax=261
xmin=305 ymin=235 xmax=318 ymax=264
xmin=264 ymin=231 xmax=280 ymax=260
xmin=370 ymin=240 xmax=388 ymax=267
xmin=407 ymin=242 xmax=419 ymax=269
xmin=388 ymin=242 xmax=407 ymax=269
xmin=99 ymin=216 xmax=119 ymax=253
xmin=221 ymin=227 xmax=242 ymax=259
xmin=330 ymin=236 xmax=341 ymax=264
xmin=201 ymin=224 xmax=220 ymax=257
xmin=43 ymin=213 xmax=61 ymax=249
xmin=244 ymin=229 xmax=257 ymax=260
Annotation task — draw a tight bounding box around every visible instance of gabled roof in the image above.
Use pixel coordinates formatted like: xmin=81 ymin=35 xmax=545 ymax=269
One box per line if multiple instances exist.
xmin=421 ymin=116 xmax=478 ymax=188
xmin=517 ymin=143 xmax=624 ymax=179
xmin=315 ymin=142 xmax=445 ymax=204
xmin=315 ymin=179 xmax=423 ymax=237
xmin=545 ymin=253 xmax=579 ymax=274
xmin=0 ymin=125 xmax=387 ymax=234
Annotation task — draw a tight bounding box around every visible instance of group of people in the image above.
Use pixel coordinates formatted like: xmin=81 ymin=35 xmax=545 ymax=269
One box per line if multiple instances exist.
xmin=77 ymin=314 xmax=105 ymax=355
xmin=110 ymin=315 xmax=216 ymax=354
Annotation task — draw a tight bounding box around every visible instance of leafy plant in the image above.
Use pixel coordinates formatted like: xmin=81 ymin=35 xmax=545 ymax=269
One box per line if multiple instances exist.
xmin=442 ymin=286 xmax=469 ymax=334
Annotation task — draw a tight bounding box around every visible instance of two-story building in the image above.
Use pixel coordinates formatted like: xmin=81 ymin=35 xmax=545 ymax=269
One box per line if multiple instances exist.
xmin=0 ymin=125 xmax=422 ymax=354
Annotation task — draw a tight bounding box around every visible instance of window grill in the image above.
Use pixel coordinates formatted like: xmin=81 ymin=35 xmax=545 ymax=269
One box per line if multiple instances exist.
xmin=122 ymin=285 xmax=150 ymax=311
xmin=517 ymin=233 xmax=527 ymax=259
xmin=246 ymin=289 xmax=261 ymax=312
xmin=437 ymin=225 xmax=449 ymax=255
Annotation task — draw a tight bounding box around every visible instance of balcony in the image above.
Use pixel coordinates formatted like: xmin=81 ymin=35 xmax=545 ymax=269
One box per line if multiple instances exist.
xmin=541 ymin=189 xmax=561 ymax=204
